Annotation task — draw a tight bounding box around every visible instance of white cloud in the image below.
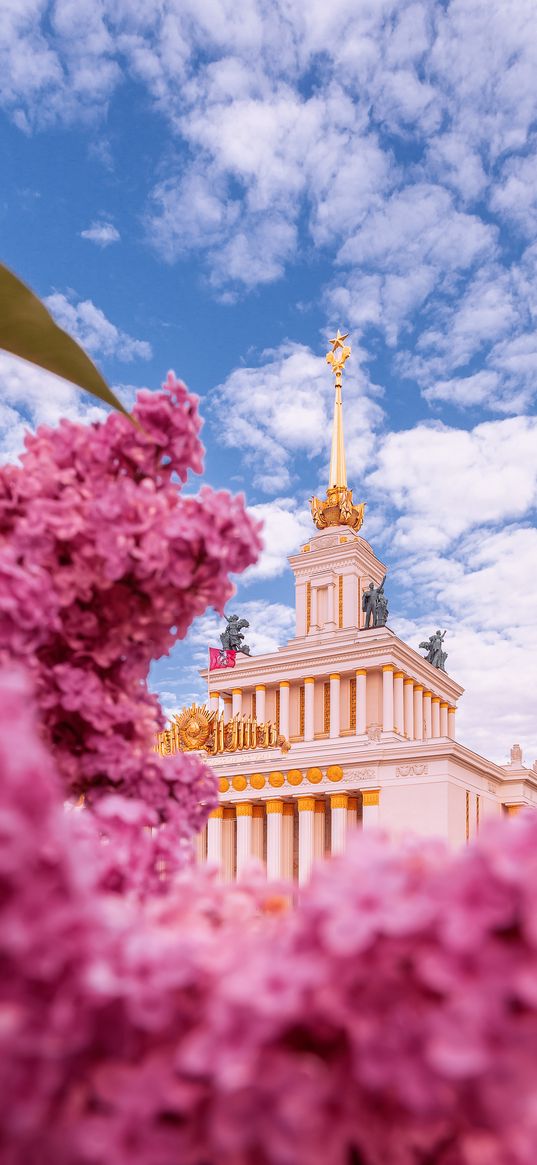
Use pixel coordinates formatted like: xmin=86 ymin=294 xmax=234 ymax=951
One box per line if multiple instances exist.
xmin=210 ymin=341 xmax=382 ymax=495
xmin=368 ymin=415 xmax=537 ymax=553
xmin=0 ymin=351 xmax=107 ymax=463
xmin=243 ymin=498 xmax=313 ymax=582
xmin=80 ymin=219 xmax=120 ymax=246
xmin=45 ymin=291 xmax=152 ymax=362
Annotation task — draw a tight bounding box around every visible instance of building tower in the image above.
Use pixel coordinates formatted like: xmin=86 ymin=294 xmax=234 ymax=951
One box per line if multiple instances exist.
xmin=167 ymin=333 xmax=537 ymax=880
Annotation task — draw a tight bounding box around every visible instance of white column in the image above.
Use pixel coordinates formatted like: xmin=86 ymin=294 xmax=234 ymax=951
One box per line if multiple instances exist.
xmin=356 ymin=669 xmax=367 ymax=734
xmin=423 ymin=691 xmax=432 ymax=739
xmin=296 ymin=582 xmax=307 ymax=637
xmin=382 ymin=665 xmax=394 ymax=733
xmin=255 ymin=684 xmax=266 ymax=722
xmin=414 ymin=686 xmax=424 ymax=741
xmin=448 ymin=705 xmax=456 ymax=739
xmin=304 ymin=678 xmax=315 ymax=742
xmin=394 ymin=671 xmax=404 ymax=735
xmin=232 ymin=688 xmax=242 ymax=717
xmin=279 ymin=681 xmax=290 ymax=739
xmin=282 ymin=802 xmax=294 ymax=880
xmin=236 ymin=803 xmax=253 ymax=876
xmin=222 ymin=808 xmax=235 ymax=881
xmin=266 ymin=800 xmax=283 ymax=879
xmin=330 ymin=793 xmax=348 ymax=854
xmin=310 ymin=587 xmax=318 ymax=631
xmin=432 ymin=697 xmax=440 ymax=738
xmin=362 ymin=789 xmax=380 ymax=830
xmin=251 ymin=805 xmax=264 ymax=862
xmin=326 ymin=582 xmax=336 ymax=629
xmin=195 ymin=824 xmax=207 ymax=864
xmin=314 ymin=800 xmax=325 ymax=859
xmin=440 ymin=702 xmax=449 ymax=737
xmin=347 ymin=796 xmax=359 ymax=831
xmin=209 ymin=690 xmax=219 ymax=714
xmin=207 ymin=807 xmax=223 ymax=870
xmin=404 ymin=679 xmax=414 ymax=739
xmin=222 ymin=695 xmax=232 ymax=724
xmin=298 ymin=797 xmax=315 ymax=884
xmin=329 ymin=673 xmax=340 ymax=738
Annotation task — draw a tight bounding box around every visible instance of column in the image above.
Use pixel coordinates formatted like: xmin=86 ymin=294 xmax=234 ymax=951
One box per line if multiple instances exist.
xmin=314 ymin=800 xmax=325 ymax=859
xmin=282 ymin=802 xmax=294 ymax=880
xmin=394 ymin=671 xmax=404 ymax=735
xmin=404 ymin=679 xmax=414 ymax=739
xmin=209 ymin=690 xmax=219 ymax=714
xmin=266 ymin=800 xmax=283 ymax=879
xmin=329 ymin=673 xmax=340 ymax=738
xmin=356 ymin=669 xmax=367 ymax=735
xmin=298 ymin=797 xmax=315 ymax=885
xmin=414 ymin=685 xmax=424 ymax=740
xmin=347 ymin=796 xmax=359 ymax=831
xmin=440 ymin=702 xmax=449 ymax=737
xmin=207 ymin=807 xmax=223 ymax=868
xmin=235 ymin=803 xmax=253 ymax=877
xmin=252 ymin=805 xmax=264 ymax=862
xmin=431 ymin=696 xmax=440 ymax=738
xmin=362 ymin=789 xmax=380 ymax=830
xmin=255 ymin=684 xmax=266 ymax=723
xmin=423 ymin=691 xmax=432 ymax=739
xmin=232 ymin=688 xmax=242 ymax=717
xmin=330 ymin=793 xmax=349 ymax=854
xmin=382 ymin=665 xmax=394 ymax=733
xmin=326 ymin=582 xmax=335 ymax=629
xmin=304 ymin=677 xmax=315 ymax=742
xmin=222 ymin=695 xmax=232 ymax=724
xmin=310 ymin=587 xmax=318 ymax=631
xmin=222 ymin=807 xmax=235 ymax=881
xmin=448 ymin=705 xmax=456 ymax=739
xmin=279 ymin=681 xmax=290 ymax=739
xmin=195 ymin=823 xmax=207 ymax=864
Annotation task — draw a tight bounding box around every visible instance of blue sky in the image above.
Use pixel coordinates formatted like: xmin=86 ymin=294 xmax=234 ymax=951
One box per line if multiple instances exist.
xmin=1 ymin=0 xmax=536 ymax=766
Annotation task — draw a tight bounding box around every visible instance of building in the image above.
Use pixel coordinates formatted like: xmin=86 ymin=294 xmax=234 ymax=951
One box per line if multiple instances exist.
xmin=167 ymin=331 xmax=537 ymax=882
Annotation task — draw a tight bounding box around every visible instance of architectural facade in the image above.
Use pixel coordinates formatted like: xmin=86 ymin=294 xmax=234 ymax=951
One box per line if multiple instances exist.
xmin=177 ymin=333 xmax=537 ymax=882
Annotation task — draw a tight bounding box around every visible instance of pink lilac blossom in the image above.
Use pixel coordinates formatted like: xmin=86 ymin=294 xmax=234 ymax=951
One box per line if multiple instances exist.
xmin=0 ymin=375 xmax=261 ymax=862
xmin=3 ymin=671 xmax=537 ymax=1164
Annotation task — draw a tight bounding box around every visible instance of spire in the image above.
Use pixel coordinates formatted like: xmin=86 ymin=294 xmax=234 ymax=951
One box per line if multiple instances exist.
xmin=309 ymin=329 xmax=365 ymax=533
xmin=327 ymin=329 xmax=350 ymax=489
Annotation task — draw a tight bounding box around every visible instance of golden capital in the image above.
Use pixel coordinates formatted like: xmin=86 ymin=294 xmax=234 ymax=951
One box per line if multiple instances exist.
xmin=298 ymin=796 xmax=316 ymax=812
xmin=330 ymin=794 xmax=348 ymax=809
xmin=235 ymin=802 xmax=253 ymax=816
xmin=362 ymin=789 xmax=380 ymax=807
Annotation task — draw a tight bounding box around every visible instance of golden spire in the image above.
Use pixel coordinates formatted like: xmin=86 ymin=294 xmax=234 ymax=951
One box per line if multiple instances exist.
xmin=309 ymin=329 xmax=365 ymax=533
xmin=326 ymin=330 xmax=351 ymax=488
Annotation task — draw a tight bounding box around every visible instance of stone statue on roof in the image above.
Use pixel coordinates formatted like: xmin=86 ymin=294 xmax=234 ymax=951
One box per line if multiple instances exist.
xmin=220 ymin=614 xmax=251 ymax=654
xmin=420 ymin=629 xmax=447 ymax=671
xmin=362 ymin=575 xmax=388 ymax=629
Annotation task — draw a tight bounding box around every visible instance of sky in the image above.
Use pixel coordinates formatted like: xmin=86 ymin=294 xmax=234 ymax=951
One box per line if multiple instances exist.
xmin=1 ymin=0 xmax=536 ymax=768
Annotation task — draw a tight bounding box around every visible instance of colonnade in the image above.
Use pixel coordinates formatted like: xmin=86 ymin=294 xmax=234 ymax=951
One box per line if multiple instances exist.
xmin=211 ymin=669 xmax=456 ymax=742
xmin=200 ymin=790 xmax=380 ymax=884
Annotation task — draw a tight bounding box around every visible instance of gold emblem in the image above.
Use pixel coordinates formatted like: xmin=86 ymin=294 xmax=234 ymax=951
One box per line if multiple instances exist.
xmin=174 ymin=704 xmax=211 ymax=750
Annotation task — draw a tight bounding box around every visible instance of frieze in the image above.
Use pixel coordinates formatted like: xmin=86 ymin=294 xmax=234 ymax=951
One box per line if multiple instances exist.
xmin=396 ymin=763 xmax=429 ymax=778
xmin=487 ymin=781 xmax=497 ymax=795
xmin=345 ymin=767 xmax=378 ymax=782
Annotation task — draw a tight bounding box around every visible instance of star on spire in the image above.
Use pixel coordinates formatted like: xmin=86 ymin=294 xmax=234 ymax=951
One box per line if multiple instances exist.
xmin=328 ymin=328 xmax=349 ymax=351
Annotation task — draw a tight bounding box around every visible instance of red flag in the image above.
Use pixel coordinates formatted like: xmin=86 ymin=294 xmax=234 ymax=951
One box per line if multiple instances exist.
xmin=209 ymin=647 xmax=237 ymax=670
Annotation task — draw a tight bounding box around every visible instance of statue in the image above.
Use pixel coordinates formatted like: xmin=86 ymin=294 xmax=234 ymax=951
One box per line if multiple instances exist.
xmin=419 ymin=629 xmax=447 ymax=671
xmin=362 ymin=575 xmax=388 ymax=629
xmin=220 ymin=614 xmax=251 ymax=655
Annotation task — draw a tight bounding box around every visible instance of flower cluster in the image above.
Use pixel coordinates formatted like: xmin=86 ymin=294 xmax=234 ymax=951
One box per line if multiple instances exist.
xmin=0 ymin=375 xmax=261 ymax=855
xmin=3 ymin=669 xmax=537 ymax=1165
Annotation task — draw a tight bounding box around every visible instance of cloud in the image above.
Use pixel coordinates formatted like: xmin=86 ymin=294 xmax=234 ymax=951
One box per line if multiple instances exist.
xmin=80 ymin=219 xmax=120 ymax=246
xmin=243 ymin=498 xmax=314 ymax=582
xmin=210 ymin=341 xmax=383 ymax=495
xmin=45 ymin=291 xmax=152 ymax=362
xmin=0 ymin=351 xmax=107 ymax=463
xmin=367 ymin=415 xmax=537 ymax=554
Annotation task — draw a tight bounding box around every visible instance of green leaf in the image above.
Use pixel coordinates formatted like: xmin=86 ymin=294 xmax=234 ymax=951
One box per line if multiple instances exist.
xmin=0 ymin=263 xmax=133 ymax=421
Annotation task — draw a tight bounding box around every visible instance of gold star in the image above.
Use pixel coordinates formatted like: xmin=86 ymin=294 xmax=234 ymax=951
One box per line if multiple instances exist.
xmin=329 ymin=328 xmax=349 ymax=351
